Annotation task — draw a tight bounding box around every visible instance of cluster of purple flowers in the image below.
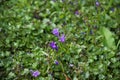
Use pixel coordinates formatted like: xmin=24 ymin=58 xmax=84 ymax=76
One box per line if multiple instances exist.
xmin=50 ymin=28 xmax=66 ymax=51
xmin=52 ymin=28 xmax=66 ymax=43
xmin=50 ymin=28 xmax=66 ymax=65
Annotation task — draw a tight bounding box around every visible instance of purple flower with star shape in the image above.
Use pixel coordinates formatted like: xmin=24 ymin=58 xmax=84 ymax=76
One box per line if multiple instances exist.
xmin=59 ymin=34 xmax=65 ymax=42
xmin=31 ymin=70 xmax=40 ymax=77
xmin=49 ymin=41 xmax=58 ymax=50
xmin=52 ymin=28 xmax=59 ymax=37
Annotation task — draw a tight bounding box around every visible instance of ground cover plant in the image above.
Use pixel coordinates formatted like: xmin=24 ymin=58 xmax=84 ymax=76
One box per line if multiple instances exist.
xmin=0 ymin=0 xmax=120 ymax=80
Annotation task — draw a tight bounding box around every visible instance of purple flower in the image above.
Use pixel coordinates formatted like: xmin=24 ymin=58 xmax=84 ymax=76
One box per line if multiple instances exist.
xmin=49 ymin=41 xmax=58 ymax=50
xmin=54 ymin=60 xmax=59 ymax=65
xmin=95 ymin=1 xmax=100 ymax=6
xmin=31 ymin=70 xmax=40 ymax=77
xmin=59 ymin=34 xmax=65 ymax=42
xmin=75 ymin=10 xmax=79 ymax=15
xmin=52 ymin=28 xmax=59 ymax=37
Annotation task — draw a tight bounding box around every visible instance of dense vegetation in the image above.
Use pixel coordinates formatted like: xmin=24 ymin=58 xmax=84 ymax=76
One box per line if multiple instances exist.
xmin=0 ymin=0 xmax=120 ymax=80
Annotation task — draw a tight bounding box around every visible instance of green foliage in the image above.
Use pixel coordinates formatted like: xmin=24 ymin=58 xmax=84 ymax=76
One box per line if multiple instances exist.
xmin=100 ymin=27 xmax=116 ymax=50
xmin=0 ymin=0 xmax=120 ymax=80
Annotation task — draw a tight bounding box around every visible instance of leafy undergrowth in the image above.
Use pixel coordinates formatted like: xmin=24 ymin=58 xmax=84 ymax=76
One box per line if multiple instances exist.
xmin=0 ymin=0 xmax=120 ymax=80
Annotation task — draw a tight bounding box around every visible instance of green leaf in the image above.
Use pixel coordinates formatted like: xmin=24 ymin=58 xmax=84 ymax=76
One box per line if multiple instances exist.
xmin=8 ymin=72 xmax=16 ymax=79
xmin=21 ymin=68 xmax=29 ymax=75
xmin=100 ymin=27 xmax=116 ymax=50
xmin=73 ymin=76 xmax=78 ymax=80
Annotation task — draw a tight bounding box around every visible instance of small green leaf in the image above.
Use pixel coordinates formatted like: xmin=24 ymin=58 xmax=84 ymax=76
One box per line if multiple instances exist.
xmin=73 ymin=76 xmax=78 ymax=80
xmin=8 ymin=72 xmax=16 ymax=78
xmin=21 ymin=68 xmax=29 ymax=75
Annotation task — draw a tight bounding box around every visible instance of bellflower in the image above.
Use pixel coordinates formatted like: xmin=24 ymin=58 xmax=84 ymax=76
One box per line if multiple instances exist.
xmin=52 ymin=28 xmax=59 ymax=37
xmin=95 ymin=1 xmax=100 ymax=6
xmin=75 ymin=10 xmax=79 ymax=15
xmin=49 ymin=41 xmax=58 ymax=50
xmin=31 ymin=70 xmax=40 ymax=77
xmin=54 ymin=60 xmax=59 ymax=65
xmin=59 ymin=34 xmax=65 ymax=42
